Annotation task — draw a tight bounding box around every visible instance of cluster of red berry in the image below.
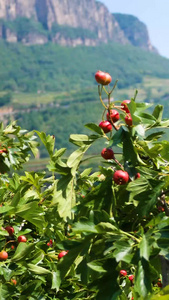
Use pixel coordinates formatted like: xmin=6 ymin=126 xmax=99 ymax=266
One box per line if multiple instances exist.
xmin=0 ymin=226 xmax=27 ymax=261
xmin=95 ymin=70 xmax=140 ymax=185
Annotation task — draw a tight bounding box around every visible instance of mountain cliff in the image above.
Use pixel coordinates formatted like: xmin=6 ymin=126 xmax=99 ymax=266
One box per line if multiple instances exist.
xmin=0 ymin=0 xmax=155 ymax=51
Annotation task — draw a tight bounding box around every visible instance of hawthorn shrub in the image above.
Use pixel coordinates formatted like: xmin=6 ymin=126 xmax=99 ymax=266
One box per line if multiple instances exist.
xmin=1 ymin=73 xmax=169 ymax=299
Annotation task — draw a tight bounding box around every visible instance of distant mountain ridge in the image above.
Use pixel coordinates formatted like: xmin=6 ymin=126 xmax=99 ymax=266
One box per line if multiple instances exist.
xmin=0 ymin=0 xmax=156 ymax=51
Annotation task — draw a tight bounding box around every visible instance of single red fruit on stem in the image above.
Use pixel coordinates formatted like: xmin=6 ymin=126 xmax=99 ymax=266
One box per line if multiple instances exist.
xmin=11 ymin=245 xmax=15 ymax=250
xmin=0 ymin=250 xmax=8 ymax=261
xmin=17 ymin=235 xmax=27 ymax=243
xmin=101 ymin=148 xmax=114 ymax=160
xmin=106 ymin=110 xmax=120 ymax=123
xmin=128 ymin=274 xmax=134 ymax=282
xmin=121 ymin=100 xmax=131 ymax=113
xmin=157 ymin=279 xmax=163 ymax=288
xmin=11 ymin=279 xmax=17 ymax=285
xmin=99 ymin=121 xmax=112 ymax=133
xmin=135 ymin=173 xmax=140 ymax=179
xmin=95 ymin=70 xmax=112 ymax=85
xmin=119 ymin=269 xmax=127 ymax=277
xmin=125 ymin=114 xmax=132 ymax=126
xmin=58 ymin=250 xmax=68 ymax=260
xmin=5 ymin=226 xmax=15 ymax=236
xmin=113 ymin=170 xmax=129 ymax=185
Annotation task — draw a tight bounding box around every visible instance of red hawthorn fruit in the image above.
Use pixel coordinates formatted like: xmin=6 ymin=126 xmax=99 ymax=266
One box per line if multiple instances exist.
xmin=95 ymin=70 xmax=112 ymax=85
xmin=158 ymin=206 xmax=165 ymax=212
xmin=11 ymin=279 xmax=17 ymax=285
xmin=101 ymin=148 xmax=114 ymax=160
xmin=135 ymin=173 xmax=140 ymax=179
xmin=128 ymin=274 xmax=134 ymax=282
xmin=0 ymin=250 xmax=8 ymax=261
xmin=106 ymin=110 xmax=120 ymax=123
xmin=5 ymin=226 xmax=15 ymax=236
xmin=58 ymin=250 xmax=68 ymax=260
xmin=119 ymin=269 xmax=127 ymax=277
xmin=0 ymin=148 xmax=8 ymax=154
xmin=125 ymin=114 xmax=132 ymax=126
xmin=157 ymin=279 xmax=163 ymax=288
xmin=113 ymin=170 xmax=129 ymax=185
xmin=47 ymin=239 xmax=53 ymax=247
xmin=11 ymin=245 xmax=15 ymax=250
xmin=121 ymin=100 xmax=131 ymax=113
xmin=17 ymin=235 xmax=27 ymax=243
xmin=99 ymin=120 xmax=112 ymax=133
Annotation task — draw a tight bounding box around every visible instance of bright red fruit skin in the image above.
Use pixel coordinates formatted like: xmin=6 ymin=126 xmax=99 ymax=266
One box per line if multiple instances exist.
xmin=0 ymin=250 xmax=8 ymax=261
xmin=120 ymin=269 xmax=127 ymax=277
xmin=101 ymin=148 xmax=114 ymax=160
xmin=95 ymin=70 xmax=112 ymax=85
xmin=58 ymin=250 xmax=68 ymax=260
xmin=113 ymin=170 xmax=129 ymax=185
xmin=99 ymin=121 xmax=112 ymax=133
xmin=125 ymin=114 xmax=132 ymax=126
xmin=17 ymin=235 xmax=27 ymax=243
xmin=135 ymin=172 xmax=140 ymax=179
xmin=121 ymin=100 xmax=131 ymax=113
xmin=128 ymin=275 xmax=134 ymax=282
xmin=106 ymin=110 xmax=120 ymax=123
xmin=5 ymin=226 xmax=14 ymax=235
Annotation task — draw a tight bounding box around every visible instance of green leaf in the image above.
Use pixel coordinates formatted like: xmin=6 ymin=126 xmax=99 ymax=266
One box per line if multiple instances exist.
xmin=85 ymin=123 xmax=103 ymax=135
xmin=16 ymin=202 xmax=46 ymax=230
xmin=67 ymin=145 xmax=90 ymax=175
xmin=80 ymin=168 xmax=92 ymax=178
xmin=51 ymin=271 xmax=61 ymax=290
xmin=139 ymin=235 xmax=150 ymax=261
xmin=113 ymin=240 xmax=133 ymax=263
xmin=12 ymin=243 xmax=35 ymax=262
xmin=95 ymin=222 xmax=120 ymax=234
xmin=69 ymin=134 xmax=100 ymax=147
xmin=134 ymin=259 xmax=152 ymax=298
xmin=72 ymin=219 xmax=97 ymax=234
xmin=35 ymin=131 xmax=55 ymax=156
xmin=87 ymin=259 xmax=107 ymax=273
xmin=50 ymin=175 xmax=75 ymax=219
xmin=152 ymin=105 xmax=163 ymax=122
xmin=123 ymin=131 xmax=137 ymax=165
xmin=56 ymin=236 xmax=92 ymax=291
xmin=27 ymin=263 xmax=51 ymax=275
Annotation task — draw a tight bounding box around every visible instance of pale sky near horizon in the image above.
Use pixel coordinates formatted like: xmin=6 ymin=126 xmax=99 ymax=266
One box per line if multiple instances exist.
xmin=101 ymin=0 xmax=169 ymax=59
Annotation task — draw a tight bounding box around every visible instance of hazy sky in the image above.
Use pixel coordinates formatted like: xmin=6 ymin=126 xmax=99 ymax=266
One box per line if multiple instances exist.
xmin=101 ymin=0 xmax=169 ymax=59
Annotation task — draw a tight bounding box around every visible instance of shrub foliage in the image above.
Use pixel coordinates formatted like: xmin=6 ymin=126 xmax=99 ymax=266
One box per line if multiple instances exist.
xmin=1 ymin=75 xmax=169 ymax=299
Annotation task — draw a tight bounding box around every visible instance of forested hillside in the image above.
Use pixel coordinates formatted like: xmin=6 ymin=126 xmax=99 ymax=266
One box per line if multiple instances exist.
xmin=0 ymin=41 xmax=169 ymax=92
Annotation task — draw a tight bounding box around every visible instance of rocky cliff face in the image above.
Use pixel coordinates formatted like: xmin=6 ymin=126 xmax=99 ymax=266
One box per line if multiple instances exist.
xmin=0 ymin=0 xmax=155 ymax=51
